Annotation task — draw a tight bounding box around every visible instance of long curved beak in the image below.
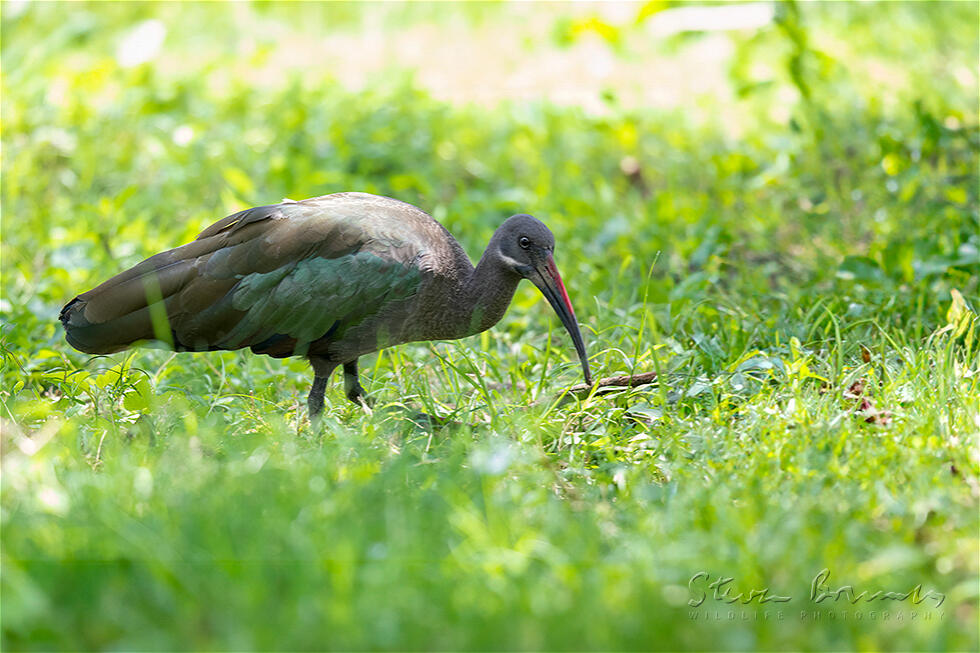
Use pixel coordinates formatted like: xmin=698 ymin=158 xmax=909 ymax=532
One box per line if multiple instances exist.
xmin=527 ymin=252 xmax=593 ymax=386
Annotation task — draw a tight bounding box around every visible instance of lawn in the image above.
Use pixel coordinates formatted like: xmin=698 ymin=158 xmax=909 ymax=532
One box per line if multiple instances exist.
xmin=1 ymin=2 xmax=978 ymax=650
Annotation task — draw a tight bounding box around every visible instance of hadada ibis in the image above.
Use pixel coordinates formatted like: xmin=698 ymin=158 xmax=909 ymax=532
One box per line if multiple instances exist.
xmin=60 ymin=192 xmax=593 ymax=418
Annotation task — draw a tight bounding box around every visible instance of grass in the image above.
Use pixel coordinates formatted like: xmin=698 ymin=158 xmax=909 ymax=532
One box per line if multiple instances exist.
xmin=2 ymin=2 xmax=978 ymax=650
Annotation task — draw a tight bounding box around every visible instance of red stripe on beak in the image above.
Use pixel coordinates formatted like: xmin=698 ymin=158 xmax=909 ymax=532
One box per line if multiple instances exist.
xmin=545 ymin=255 xmax=577 ymax=321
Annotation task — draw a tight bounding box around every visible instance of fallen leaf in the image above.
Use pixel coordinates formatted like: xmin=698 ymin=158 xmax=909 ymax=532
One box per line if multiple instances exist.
xmin=842 ymin=378 xmax=891 ymax=425
xmin=845 ymin=380 xmax=866 ymax=398
xmin=861 ymin=345 xmax=872 ymax=364
xmin=858 ymin=396 xmax=892 ymax=425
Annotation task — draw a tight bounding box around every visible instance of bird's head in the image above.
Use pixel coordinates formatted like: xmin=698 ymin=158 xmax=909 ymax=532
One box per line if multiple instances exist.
xmin=493 ymin=214 xmax=593 ymax=387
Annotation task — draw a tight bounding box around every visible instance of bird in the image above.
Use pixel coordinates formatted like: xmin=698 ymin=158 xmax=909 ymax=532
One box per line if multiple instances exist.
xmin=60 ymin=192 xmax=593 ymax=419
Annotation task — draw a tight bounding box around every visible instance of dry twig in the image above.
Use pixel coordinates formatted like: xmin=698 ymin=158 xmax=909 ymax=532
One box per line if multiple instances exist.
xmin=559 ymin=371 xmax=658 ymax=401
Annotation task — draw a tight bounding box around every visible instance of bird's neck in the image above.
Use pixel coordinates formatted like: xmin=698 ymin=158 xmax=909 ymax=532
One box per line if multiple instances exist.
xmin=436 ymin=248 xmax=521 ymax=340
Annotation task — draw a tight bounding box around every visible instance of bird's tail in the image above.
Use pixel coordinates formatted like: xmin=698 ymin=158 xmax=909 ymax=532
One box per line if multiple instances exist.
xmin=59 ymin=250 xmax=198 ymax=354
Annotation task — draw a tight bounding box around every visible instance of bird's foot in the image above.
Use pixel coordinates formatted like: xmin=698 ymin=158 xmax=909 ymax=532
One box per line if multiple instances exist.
xmin=342 ymin=360 xmax=373 ymax=412
xmin=347 ymin=385 xmax=374 ymax=412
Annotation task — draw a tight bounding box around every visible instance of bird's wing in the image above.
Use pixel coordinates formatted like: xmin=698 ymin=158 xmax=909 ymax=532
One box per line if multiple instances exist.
xmin=200 ymin=248 xmax=422 ymax=354
xmin=62 ymin=195 xmax=429 ymax=355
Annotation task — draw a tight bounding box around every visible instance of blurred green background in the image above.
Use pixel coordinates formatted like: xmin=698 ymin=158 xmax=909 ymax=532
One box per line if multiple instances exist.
xmin=2 ymin=1 xmax=978 ymax=650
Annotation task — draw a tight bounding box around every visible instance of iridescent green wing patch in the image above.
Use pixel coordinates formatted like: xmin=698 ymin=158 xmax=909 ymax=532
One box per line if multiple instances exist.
xmin=217 ymin=252 xmax=422 ymax=350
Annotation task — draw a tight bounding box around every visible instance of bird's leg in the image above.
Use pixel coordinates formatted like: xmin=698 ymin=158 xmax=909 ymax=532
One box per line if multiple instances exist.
xmin=308 ymin=357 xmax=338 ymax=423
xmin=308 ymin=375 xmax=328 ymax=421
xmin=343 ymin=359 xmax=372 ymax=407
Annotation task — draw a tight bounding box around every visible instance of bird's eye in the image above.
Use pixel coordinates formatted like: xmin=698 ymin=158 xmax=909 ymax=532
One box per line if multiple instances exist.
xmin=519 ymin=237 xmax=531 ymax=249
